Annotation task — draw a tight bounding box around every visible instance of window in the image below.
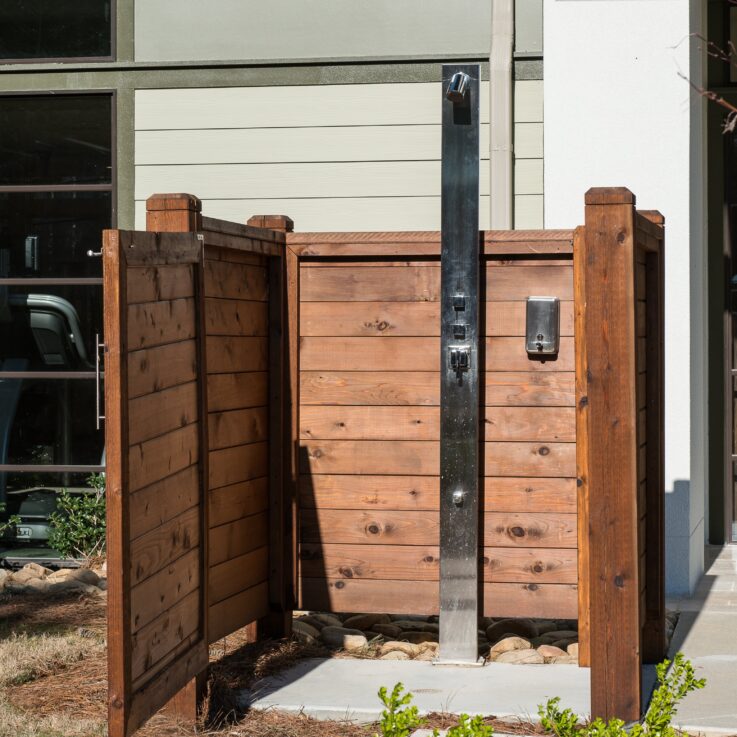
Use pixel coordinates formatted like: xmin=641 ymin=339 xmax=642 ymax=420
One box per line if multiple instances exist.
xmin=0 ymin=94 xmax=112 ymax=548
xmin=0 ymin=0 xmax=112 ymax=61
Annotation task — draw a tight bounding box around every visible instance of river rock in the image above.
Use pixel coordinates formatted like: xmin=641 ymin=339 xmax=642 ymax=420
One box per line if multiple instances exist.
xmin=24 ymin=578 xmax=50 ymax=593
xmin=389 ymin=614 xmax=428 ymax=622
xmin=488 ymin=636 xmax=531 ymax=657
xmin=381 ymin=650 xmax=410 ymax=660
xmin=48 ymin=568 xmax=100 ymax=586
xmin=549 ymin=655 xmax=577 ymax=664
xmin=552 ymin=639 xmax=577 ymax=651
xmin=379 ymin=641 xmax=421 ymax=657
xmin=534 ymin=621 xmax=560 ymax=635
xmin=537 ymin=645 xmax=566 ymax=661
xmin=343 ymin=613 xmax=391 ymax=630
xmin=392 ymin=620 xmax=439 ymax=633
xmin=486 ymin=618 xmax=538 ymax=642
xmin=343 ymin=634 xmax=369 ymax=653
xmin=545 ymin=630 xmax=578 ymax=640
xmin=0 ymin=569 xmax=10 ymax=590
xmin=320 ymin=626 xmax=366 ymax=649
xmin=400 ymin=631 xmax=437 ymax=645
xmin=297 ymin=615 xmax=327 ymax=631
xmin=12 ymin=563 xmax=51 ymax=584
xmin=494 ymin=648 xmax=544 ymax=665
xmin=567 ymin=643 xmax=579 ymax=659
xmin=372 ymin=623 xmax=402 ymax=638
xmin=293 ymin=620 xmax=320 ymax=640
xmin=310 ymin=613 xmax=343 ymax=628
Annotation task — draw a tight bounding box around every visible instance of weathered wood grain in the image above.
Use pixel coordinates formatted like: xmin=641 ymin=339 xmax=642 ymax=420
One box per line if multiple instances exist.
xmin=206 ymin=336 xmax=267 ymax=373
xmin=208 ymin=477 xmax=269 ymax=529
xmin=209 ymin=511 xmax=269 ymax=567
xmin=208 ymin=406 xmax=267 ymax=451
xmin=127 ymin=340 xmax=197 ymax=399
xmin=205 ymin=298 xmax=268 ymax=337
xmin=483 ymin=512 xmax=577 ymax=548
xmin=207 ymin=372 xmax=268 ymax=413
xmin=128 ymin=382 xmax=198 ymax=447
xmin=129 ymin=423 xmax=199 ymax=494
xmin=126 ymin=264 xmax=195 ymax=305
xmin=208 ymin=581 xmax=269 ymax=644
xmin=209 ymin=442 xmax=268 ymax=490
xmin=204 ymin=260 xmax=268 ymax=301
xmin=127 ymin=298 xmax=196 ymax=350
xmin=209 ymin=546 xmax=269 ymax=606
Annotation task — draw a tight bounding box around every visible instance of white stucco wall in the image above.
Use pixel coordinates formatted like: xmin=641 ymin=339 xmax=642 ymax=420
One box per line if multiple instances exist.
xmin=543 ymin=0 xmax=707 ymax=595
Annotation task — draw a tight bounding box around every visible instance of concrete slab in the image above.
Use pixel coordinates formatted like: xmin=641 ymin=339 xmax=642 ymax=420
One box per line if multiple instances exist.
xmin=668 ymin=546 xmax=737 ymax=736
xmin=241 ymin=658 xmax=591 ymax=723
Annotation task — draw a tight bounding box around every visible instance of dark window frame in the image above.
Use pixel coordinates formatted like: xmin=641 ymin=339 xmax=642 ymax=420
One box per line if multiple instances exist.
xmin=0 ymin=89 xmax=115 ymax=476
xmin=0 ymin=0 xmax=116 ymax=64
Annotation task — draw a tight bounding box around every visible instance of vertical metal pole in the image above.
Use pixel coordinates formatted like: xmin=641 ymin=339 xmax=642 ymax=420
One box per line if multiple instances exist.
xmin=438 ymin=64 xmax=481 ymax=664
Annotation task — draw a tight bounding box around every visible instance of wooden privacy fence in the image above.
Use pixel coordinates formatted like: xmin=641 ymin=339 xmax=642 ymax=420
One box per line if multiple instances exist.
xmin=104 ymin=187 xmax=665 ymax=736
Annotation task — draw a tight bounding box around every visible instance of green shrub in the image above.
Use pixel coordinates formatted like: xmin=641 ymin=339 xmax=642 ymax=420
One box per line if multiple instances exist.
xmin=538 ymin=653 xmax=706 ymax=737
xmin=0 ymin=502 xmax=20 ymax=538
xmin=48 ymin=473 xmax=106 ymax=561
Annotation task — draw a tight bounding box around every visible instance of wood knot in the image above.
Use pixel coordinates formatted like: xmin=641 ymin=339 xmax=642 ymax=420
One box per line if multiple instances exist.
xmin=338 ymin=567 xmax=354 ymax=578
xmin=614 ymin=575 xmax=624 ymax=588
xmin=510 ymin=526 xmax=526 ymax=538
xmin=538 ymin=446 xmax=550 ymax=456
xmin=334 ymin=580 xmax=345 ymax=589
xmin=376 ymin=320 xmax=389 ymax=332
xmin=367 ymin=523 xmax=381 ymax=535
xmin=424 ymin=555 xmax=435 ymax=564
xmin=532 ymin=561 xmax=545 ymax=574
xmin=526 ymin=583 xmax=540 ymax=592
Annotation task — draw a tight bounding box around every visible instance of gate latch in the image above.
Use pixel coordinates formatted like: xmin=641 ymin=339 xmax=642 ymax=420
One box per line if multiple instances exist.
xmin=449 ymin=347 xmax=470 ymax=377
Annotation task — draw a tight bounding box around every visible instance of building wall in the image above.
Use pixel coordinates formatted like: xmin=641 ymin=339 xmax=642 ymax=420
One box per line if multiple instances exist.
xmin=134 ymin=79 xmax=545 ymax=231
xmin=543 ymin=0 xmax=707 ymax=595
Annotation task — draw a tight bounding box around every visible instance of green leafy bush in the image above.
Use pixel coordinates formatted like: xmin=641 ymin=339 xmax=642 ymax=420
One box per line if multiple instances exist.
xmin=538 ymin=653 xmax=706 ymax=737
xmin=0 ymin=502 xmax=20 ymax=538
xmin=48 ymin=473 xmax=106 ymax=560
xmin=375 ymin=683 xmax=493 ymax=737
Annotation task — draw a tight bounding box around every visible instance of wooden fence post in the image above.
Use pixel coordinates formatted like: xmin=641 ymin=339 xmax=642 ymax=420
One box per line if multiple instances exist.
xmin=247 ymin=214 xmax=294 ymax=640
xmin=578 ymin=188 xmax=642 ymax=722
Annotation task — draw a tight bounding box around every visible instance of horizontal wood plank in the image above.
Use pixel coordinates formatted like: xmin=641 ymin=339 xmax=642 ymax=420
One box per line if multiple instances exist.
xmin=209 ymin=442 xmax=268 ymax=490
xmin=129 ymin=422 xmax=199 ymax=493
xmin=209 ymin=546 xmax=268 ymax=606
xmin=209 ymin=406 xmax=267 ymax=450
xmin=205 ymin=298 xmax=268 ymax=337
xmin=128 ymin=381 xmax=198 ymax=447
xmin=208 ymin=477 xmax=269 ymax=528
xmin=209 ymin=511 xmax=269 ymax=568
xmin=207 ymin=336 xmax=268 ymax=373
xmin=208 ymin=372 xmax=268 ymax=413
xmin=127 ymin=297 xmax=196 ymax=351
xmin=208 ymin=581 xmax=269 ymax=644
xmin=128 ymin=339 xmax=197 ymax=399
xmin=483 ymin=512 xmax=577 ymax=548
xmin=126 ymin=264 xmax=194 ymax=305
xmin=205 ymin=260 xmax=267 ymax=301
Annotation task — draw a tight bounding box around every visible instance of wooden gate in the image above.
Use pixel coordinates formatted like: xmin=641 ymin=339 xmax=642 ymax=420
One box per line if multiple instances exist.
xmin=288 ymin=229 xmax=578 ymax=620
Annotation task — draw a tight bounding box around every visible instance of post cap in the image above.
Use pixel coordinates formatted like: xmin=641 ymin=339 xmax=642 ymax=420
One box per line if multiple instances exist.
xmin=146 ymin=193 xmax=202 ymax=212
xmin=638 ymin=210 xmax=665 ymax=225
xmin=247 ymin=215 xmax=294 ymax=232
xmin=585 ymin=188 xmax=636 ymax=206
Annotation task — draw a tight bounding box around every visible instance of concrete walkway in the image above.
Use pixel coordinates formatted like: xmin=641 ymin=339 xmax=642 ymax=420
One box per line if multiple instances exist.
xmin=668 ymin=546 xmax=737 ymax=735
xmin=241 ymin=658 xmax=590 ymax=723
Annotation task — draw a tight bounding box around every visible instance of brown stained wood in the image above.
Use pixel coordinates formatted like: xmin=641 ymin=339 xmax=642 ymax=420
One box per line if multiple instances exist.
xmin=482 ymin=582 xmax=578 ymax=619
xmin=299 ymin=543 xmax=576 ymax=584
xmin=300 ymin=371 xmax=439 ymax=406
xmin=127 ymin=297 xmax=196 ymax=351
xmin=206 ymin=336 xmax=267 ymax=373
xmin=485 ymin=372 xmax=576 ymax=407
xmin=486 ymin=338 xmax=574 ymax=372
xmin=299 ymin=336 xmax=573 ymax=372
xmin=484 ymin=477 xmax=577 ymax=513
xmin=205 ymin=298 xmax=268 ymax=337
xmin=130 ymin=505 xmax=201 ymax=586
xmin=131 ymin=589 xmax=200 ymax=683
xmin=483 ymin=512 xmax=577 ymax=548
xmin=299 ymin=474 xmax=439 ymax=511
xmin=486 ymin=266 xmax=573 ymax=301
xmin=129 ymin=423 xmax=199 ymax=493
xmin=582 ymin=190 xmax=641 ymax=721
xmin=203 ymin=230 xmax=282 ymax=257
xmin=300 ymin=440 xmax=574 ymax=477
xmin=203 ymin=214 xmax=287 ymax=244
xmin=126 ymin=265 xmax=195 ymax=305
xmin=638 ymin=410 xmax=647 ymax=445
xmin=103 ymin=229 xmax=131 ymax=737
xmin=209 ymin=511 xmax=269 ymax=567
xmin=298 ymin=405 xmax=573 ymax=442
xmin=128 ymin=340 xmax=197 ymax=400
xmin=299 ymin=264 xmax=572 ymax=303
xmin=209 ymin=477 xmax=269 ymax=529
xmin=209 ymin=546 xmax=269 ymax=606
xmin=208 ymin=372 xmax=268 ymax=413
xmin=301 ymin=508 xmax=439 ymax=545
xmin=129 ymin=465 xmax=200 ymax=541
xmin=299 ymin=301 xmax=574 ymax=337
xmin=204 ymin=260 xmax=267 ymax=301
xmin=205 ymin=244 xmax=268 ymax=266
xmin=299 ymin=577 xmax=577 ymax=619
xmin=484 ymin=442 xmax=576 ymax=478
xmin=209 ymin=581 xmax=270 ymax=644
xmin=128 ymin=382 xmax=198 ymax=447
xmin=574 ymin=226 xmax=591 ymax=668
xmin=209 ymin=442 xmax=268 ymax=490
xmin=208 ymin=407 xmax=268 ymax=451
xmin=637 ymin=301 xmax=647 ymax=338
xmin=298 ymin=474 xmax=575 ymax=514
xmin=130 ymin=548 xmax=200 ymax=633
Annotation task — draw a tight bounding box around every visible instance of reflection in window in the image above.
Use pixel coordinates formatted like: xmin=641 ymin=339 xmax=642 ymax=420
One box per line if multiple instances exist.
xmin=0 ymin=0 xmax=112 ymax=60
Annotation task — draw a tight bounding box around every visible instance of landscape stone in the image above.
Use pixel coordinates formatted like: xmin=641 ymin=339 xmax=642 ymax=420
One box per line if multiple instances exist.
xmin=415 ymin=650 xmax=436 ymax=661
xmin=537 ymin=644 xmax=567 ymax=660
xmin=380 ymin=650 xmax=410 ymax=660
xmin=400 ymin=631 xmax=437 ymax=645
xmin=486 ymin=618 xmax=538 ymax=642
xmin=549 ymin=655 xmax=577 ymax=664
xmin=0 ymin=569 xmax=9 ymax=590
xmin=320 ymin=626 xmax=366 ymax=649
xmin=567 ymin=643 xmax=579 ymax=659
xmin=391 ymin=620 xmax=439 ymax=633
xmin=488 ymin=636 xmax=531 ymax=657
xmin=389 ymin=614 xmax=428 ymax=622
xmin=552 ymin=639 xmax=577 ymax=650
xmin=97 ymin=579 xmax=108 ymax=591
xmin=47 ymin=579 xmax=95 ymax=595
xmin=293 ymin=620 xmax=320 ymax=640
xmin=310 ymin=613 xmax=343 ymax=628
xmin=47 ymin=568 xmax=100 ymax=586
xmin=379 ymin=641 xmax=421 ymax=657
xmin=545 ymin=630 xmax=578 ymax=640
xmin=297 ymin=615 xmax=327 ymax=631
xmin=12 ymin=564 xmax=51 ymax=584
xmin=534 ymin=621 xmax=560 ymax=635
xmin=24 ymin=578 xmax=50 ymax=593
xmin=343 ymin=634 xmax=369 ymax=653
xmin=371 ymin=623 xmax=402 ymax=638
xmin=493 ymin=648 xmax=544 ymax=664
xmin=343 ymin=613 xmax=391 ymax=630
